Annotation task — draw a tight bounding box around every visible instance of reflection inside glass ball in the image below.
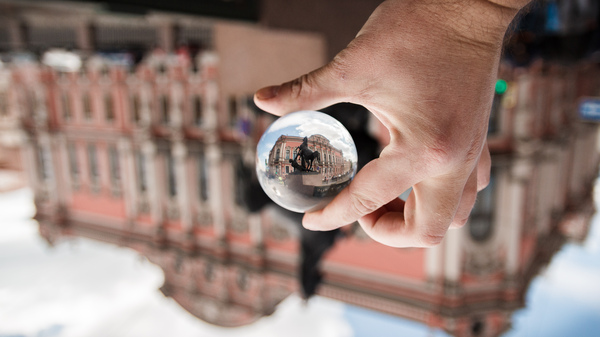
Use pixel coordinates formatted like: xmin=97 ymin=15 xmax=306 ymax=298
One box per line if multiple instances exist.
xmin=256 ymin=110 xmax=358 ymax=213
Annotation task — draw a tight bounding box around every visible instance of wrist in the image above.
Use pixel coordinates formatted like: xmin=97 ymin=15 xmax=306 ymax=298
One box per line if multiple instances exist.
xmin=417 ymin=0 xmax=529 ymax=49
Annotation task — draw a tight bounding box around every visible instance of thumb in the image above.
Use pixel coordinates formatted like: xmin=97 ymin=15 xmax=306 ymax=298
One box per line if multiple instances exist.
xmin=254 ymin=64 xmax=348 ymax=115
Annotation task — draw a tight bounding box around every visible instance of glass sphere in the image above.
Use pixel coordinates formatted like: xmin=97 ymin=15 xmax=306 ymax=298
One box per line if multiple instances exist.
xmin=256 ymin=110 xmax=358 ymax=213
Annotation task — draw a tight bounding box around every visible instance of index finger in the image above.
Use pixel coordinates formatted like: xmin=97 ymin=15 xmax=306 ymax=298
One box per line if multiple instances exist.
xmin=303 ymin=155 xmax=472 ymax=248
xmin=302 ymin=153 xmax=418 ymax=230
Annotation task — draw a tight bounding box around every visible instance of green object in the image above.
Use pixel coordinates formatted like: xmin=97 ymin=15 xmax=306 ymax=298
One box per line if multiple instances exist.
xmin=495 ymin=79 xmax=507 ymax=95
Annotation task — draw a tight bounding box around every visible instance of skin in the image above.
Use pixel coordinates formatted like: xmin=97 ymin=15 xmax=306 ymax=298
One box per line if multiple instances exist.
xmin=254 ymin=0 xmax=531 ymax=247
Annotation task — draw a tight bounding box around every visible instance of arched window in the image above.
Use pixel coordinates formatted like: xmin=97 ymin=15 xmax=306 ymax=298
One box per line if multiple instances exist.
xmin=285 ymin=149 xmax=290 ymax=159
xmin=275 ymin=149 xmax=280 ymax=160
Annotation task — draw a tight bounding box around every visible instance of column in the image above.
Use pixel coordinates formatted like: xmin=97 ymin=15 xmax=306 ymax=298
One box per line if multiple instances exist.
xmin=140 ymin=84 xmax=152 ymax=128
xmin=142 ymin=141 xmax=162 ymax=226
xmin=536 ymin=150 xmax=553 ymax=235
xmin=513 ymin=74 xmax=533 ymax=139
xmin=443 ymin=228 xmax=462 ymax=284
xmin=55 ymin=134 xmax=72 ymax=205
xmin=207 ymin=143 xmax=225 ymax=239
xmin=170 ymin=83 xmax=183 ymax=128
xmin=157 ymin=21 xmax=175 ymax=53
xmin=118 ymin=138 xmax=137 ymax=220
xmin=568 ymin=130 xmax=584 ymax=199
xmin=505 ymin=161 xmax=528 ymax=276
xmin=204 ymin=80 xmax=219 ymax=132
xmin=425 ymin=243 xmax=443 ymax=283
xmin=249 ymin=213 xmax=263 ymax=247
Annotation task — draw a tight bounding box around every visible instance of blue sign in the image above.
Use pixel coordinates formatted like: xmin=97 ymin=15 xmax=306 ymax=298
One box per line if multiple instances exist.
xmin=579 ymin=98 xmax=600 ymax=122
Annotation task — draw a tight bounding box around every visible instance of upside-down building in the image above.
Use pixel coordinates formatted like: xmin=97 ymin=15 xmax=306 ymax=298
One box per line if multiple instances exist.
xmin=6 ymin=4 xmax=600 ymax=337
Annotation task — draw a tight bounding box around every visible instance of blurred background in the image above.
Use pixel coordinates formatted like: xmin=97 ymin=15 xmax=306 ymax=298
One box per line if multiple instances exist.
xmin=1 ymin=0 xmax=600 ymax=336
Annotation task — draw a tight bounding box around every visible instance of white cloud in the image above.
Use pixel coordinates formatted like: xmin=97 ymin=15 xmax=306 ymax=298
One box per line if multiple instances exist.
xmin=542 ymin=263 xmax=600 ymax=308
xmin=0 ymin=188 xmax=354 ymax=337
xmin=264 ymin=111 xmax=358 ymax=163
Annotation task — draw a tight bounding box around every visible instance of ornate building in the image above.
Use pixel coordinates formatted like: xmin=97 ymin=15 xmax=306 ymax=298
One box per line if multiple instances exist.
xmin=16 ymin=52 xmax=600 ymax=336
xmin=267 ymin=134 xmax=348 ymax=179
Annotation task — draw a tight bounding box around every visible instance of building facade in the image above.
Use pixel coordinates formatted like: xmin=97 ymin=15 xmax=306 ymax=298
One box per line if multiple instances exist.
xmin=16 ymin=53 xmax=600 ymax=336
xmin=267 ymin=134 xmax=348 ymax=180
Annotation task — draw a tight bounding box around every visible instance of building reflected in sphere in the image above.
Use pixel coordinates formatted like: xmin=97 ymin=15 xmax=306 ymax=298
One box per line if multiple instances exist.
xmin=256 ymin=111 xmax=357 ymax=213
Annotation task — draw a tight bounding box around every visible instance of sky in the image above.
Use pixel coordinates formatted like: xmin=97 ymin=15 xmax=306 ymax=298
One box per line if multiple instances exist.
xmin=1 ymin=183 xmax=600 ymax=337
xmin=503 ymin=183 xmax=600 ymax=337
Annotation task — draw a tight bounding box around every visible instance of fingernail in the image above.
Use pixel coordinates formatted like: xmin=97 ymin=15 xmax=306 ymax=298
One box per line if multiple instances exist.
xmin=256 ymin=86 xmax=279 ymax=100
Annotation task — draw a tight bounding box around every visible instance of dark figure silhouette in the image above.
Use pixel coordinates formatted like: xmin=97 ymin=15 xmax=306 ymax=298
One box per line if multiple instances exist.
xmin=293 ymin=137 xmax=320 ymax=171
xmin=299 ymin=103 xmax=381 ymax=299
xmin=300 ymin=226 xmax=343 ymax=299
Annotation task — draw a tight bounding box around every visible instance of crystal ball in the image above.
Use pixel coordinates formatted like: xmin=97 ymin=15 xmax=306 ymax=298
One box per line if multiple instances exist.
xmin=256 ymin=110 xmax=358 ymax=213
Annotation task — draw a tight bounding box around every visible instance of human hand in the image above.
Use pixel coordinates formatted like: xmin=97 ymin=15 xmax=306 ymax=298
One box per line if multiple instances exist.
xmin=254 ymin=0 xmax=529 ymax=247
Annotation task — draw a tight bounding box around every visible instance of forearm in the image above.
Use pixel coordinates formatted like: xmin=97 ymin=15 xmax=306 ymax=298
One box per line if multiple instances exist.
xmin=422 ymin=0 xmax=531 ymax=46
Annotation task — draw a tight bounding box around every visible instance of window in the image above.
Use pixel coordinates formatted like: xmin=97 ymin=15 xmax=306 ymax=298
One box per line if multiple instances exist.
xmin=192 ymin=95 xmax=203 ymax=126
xmin=68 ymin=143 xmax=79 ymax=185
xmin=83 ymin=93 xmax=92 ymax=120
xmin=236 ymin=269 xmax=249 ymax=291
xmin=285 ymin=149 xmax=290 ymax=160
xmin=488 ymin=93 xmax=502 ymax=134
xmin=285 ymin=166 xmax=289 ymax=174
xmin=105 ymin=93 xmax=114 ymax=122
xmin=469 ymin=169 xmax=496 ymax=242
xmin=204 ymin=261 xmax=214 ymax=281
xmin=108 ymin=146 xmax=120 ymax=186
xmin=275 ymin=149 xmax=280 ymax=161
xmin=62 ymin=93 xmax=71 ymax=121
xmin=166 ymin=151 xmax=177 ymax=197
xmin=233 ymin=158 xmax=247 ymax=207
xmin=131 ymin=94 xmax=141 ymax=123
xmin=37 ymin=146 xmax=51 ymax=181
xmin=198 ymin=153 xmax=208 ymax=202
xmin=26 ymin=91 xmax=36 ymax=118
xmin=228 ymin=96 xmax=237 ymax=126
xmin=160 ymin=95 xmax=169 ymax=124
xmin=136 ymin=151 xmax=147 ymax=193
xmin=0 ymin=93 xmax=7 ymax=117
xmin=87 ymin=144 xmax=99 ymax=186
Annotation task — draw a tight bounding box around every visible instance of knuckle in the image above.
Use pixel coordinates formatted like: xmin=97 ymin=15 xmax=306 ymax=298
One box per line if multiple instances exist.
xmin=417 ymin=231 xmax=446 ymax=247
xmin=348 ymin=190 xmax=380 ymax=219
xmin=422 ymin=141 xmax=455 ymax=168
xmin=289 ymin=74 xmax=313 ymax=100
xmin=420 ymin=133 xmax=485 ymax=173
